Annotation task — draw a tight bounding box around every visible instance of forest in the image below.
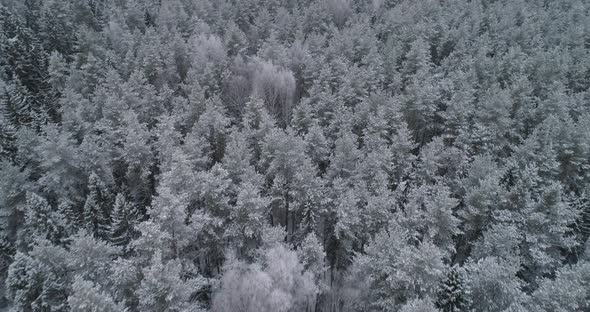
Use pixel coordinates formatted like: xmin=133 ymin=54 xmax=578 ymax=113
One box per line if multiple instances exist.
xmin=0 ymin=0 xmax=589 ymax=311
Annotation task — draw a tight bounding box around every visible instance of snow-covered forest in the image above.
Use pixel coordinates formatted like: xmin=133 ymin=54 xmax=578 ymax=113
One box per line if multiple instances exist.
xmin=1 ymin=0 xmax=589 ymax=311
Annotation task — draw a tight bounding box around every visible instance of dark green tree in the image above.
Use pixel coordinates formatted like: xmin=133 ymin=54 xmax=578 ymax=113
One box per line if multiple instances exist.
xmin=83 ymin=172 xmax=111 ymax=239
xmin=436 ymin=266 xmax=470 ymax=312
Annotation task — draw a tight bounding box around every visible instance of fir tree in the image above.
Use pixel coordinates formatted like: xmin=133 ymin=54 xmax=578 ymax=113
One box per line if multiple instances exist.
xmin=20 ymin=192 xmax=62 ymax=247
xmin=0 ymin=113 xmax=17 ymax=162
xmin=5 ymin=251 xmax=43 ymax=311
xmin=109 ymin=193 xmax=134 ymax=248
xmin=436 ymin=266 xmax=470 ymax=312
xmin=83 ymin=173 xmax=111 ymax=239
xmin=68 ymin=276 xmax=124 ymax=312
xmin=57 ymin=199 xmax=81 ymax=235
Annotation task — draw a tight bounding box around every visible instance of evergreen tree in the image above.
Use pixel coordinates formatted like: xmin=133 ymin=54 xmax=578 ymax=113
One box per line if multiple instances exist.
xmin=1 ymin=7 xmax=53 ymax=125
xmin=350 ymin=221 xmax=446 ymax=311
xmin=47 ymin=51 xmax=69 ymax=101
xmin=304 ymin=121 xmax=330 ymax=173
xmin=399 ymin=299 xmax=439 ymax=312
xmin=20 ymin=192 xmax=63 ymax=247
xmin=83 ymin=172 xmax=111 ymax=239
xmin=136 ymin=252 xmax=208 ymax=312
xmin=464 ymin=256 xmax=526 ymax=312
xmin=0 ymin=0 xmax=589 ymax=310
xmin=57 ymin=199 xmax=81 ymax=235
xmin=5 ymin=252 xmax=43 ymax=312
xmin=524 ymin=260 xmax=590 ymax=312
xmin=39 ymin=0 xmax=77 ymax=58
xmin=0 ymin=161 xmax=29 ymax=255
xmin=436 ymin=266 xmax=470 ymax=312
xmin=241 ymin=97 xmax=276 ymax=167
xmin=68 ymin=276 xmax=125 ymax=312
xmin=0 ymin=104 xmax=18 ymax=162
xmin=66 ymin=231 xmax=120 ymax=286
xmin=262 ymin=128 xmax=323 ymax=243
xmin=189 ymin=97 xmax=231 ymax=166
xmin=328 ymin=127 xmax=361 ymax=181
xmin=109 ymin=193 xmax=134 ymax=248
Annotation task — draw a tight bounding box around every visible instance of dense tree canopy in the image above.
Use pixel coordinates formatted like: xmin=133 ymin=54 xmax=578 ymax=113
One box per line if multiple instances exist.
xmin=1 ymin=0 xmax=589 ymax=311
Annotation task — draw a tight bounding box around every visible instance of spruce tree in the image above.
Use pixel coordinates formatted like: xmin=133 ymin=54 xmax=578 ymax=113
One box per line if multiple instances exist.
xmin=110 ymin=193 xmax=134 ymax=248
xmin=436 ymin=266 xmax=470 ymax=312
xmin=1 ymin=8 xmax=52 ymax=125
xmin=0 ymin=113 xmax=17 ymax=162
xmin=20 ymin=192 xmax=64 ymax=247
xmin=5 ymin=251 xmax=43 ymax=311
xmin=83 ymin=173 xmax=111 ymax=239
xmin=57 ymin=199 xmax=81 ymax=235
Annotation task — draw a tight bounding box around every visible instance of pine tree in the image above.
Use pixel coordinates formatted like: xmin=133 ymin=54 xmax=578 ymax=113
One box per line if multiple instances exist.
xmin=110 ymin=193 xmax=134 ymax=248
xmin=58 ymin=199 xmax=81 ymax=235
xmin=66 ymin=231 xmax=120 ymax=285
xmin=225 ymin=178 xmax=269 ymax=257
xmin=297 ymin=232 xmax=327 ymax=289
xmin=262 ymin=128 xmax=323 ymax=243
xmin=1 ymin=8 xmax=53 ymax=125
xmin=5 ymin=79 xmax=39 ymax=127
xmin=464 ymin=256 xmax=526 ymax=312
xmin=0 ymin=161 xmax=29 ymax=264
xmin=47 ymin=52 xmax=69 ymax=100
xmin=20 ymin=192 xmax=62 ymax=247
xmin=83 ymin=172 xmax=111 ymax=239
xmin=436 ymin=266 xmax=470 ymax=312
xmin=120 ymin=111 xmax=154 ymax=209
xmin=25 ymin=193 xmax=49 ymax=240
xmin=9 ymin=240 xmax=70 ymax=312
xmin=40 ymin=0 xmax=77 ymax=58
xmin=36 ymin=124 xmax=86 ymax=204
xmin=222 ymin=129 xmax=257 ymax=186
xmin=0 ymin=113 xmax=17 ymax=162
xmin=350 ymin=221 xmax=446 ymax=311
xmin=401 ymin=183 xmax=461 ymax=255
xmin=189 ymin=97 xmax=231 ymax=167
xmin=68 ymin=276 xmax=125 ymax=312
xmin=83 ymin=193 xmax=101 ymax=238
xmin=304 ymin=121 xmax=330 ymax=174
xmin=5 ymin=251 xmax=43 ymax=311
xmin=401 ymin=37 xmax=443 ymax=144
xmin=328 ymin=127 xmax=361 ymax=181
xmin=398 ymin=299 xmax=439 ymax=312
xmin=136 ymin=252 xmax=208 ymax=312
xmin=0 ymin=82 xmax=18 ymax=128
xmin=1 ymin=1 xmax=590 ymax=311
xmin=241 ymin=97 xmax=276 ymax=167
xmin=525 ymin=260 xmax=590 ymax=312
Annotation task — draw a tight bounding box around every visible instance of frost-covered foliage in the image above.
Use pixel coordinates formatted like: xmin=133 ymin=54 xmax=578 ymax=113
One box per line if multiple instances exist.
xmin=1 ymin=0 xmax=590 ymax=311
xmin=212 ymin=244 xmax=317 ymax=312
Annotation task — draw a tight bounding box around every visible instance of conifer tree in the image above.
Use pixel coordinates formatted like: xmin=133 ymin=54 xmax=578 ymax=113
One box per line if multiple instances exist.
xmin=136 ymin=252 xmax=208 ymax=312
xmin=110 ymin=193 xmax=134 ymax=248
xmin=1 ymin=7 xmax=53 ymax=125
xmin=5 ymin=251 xmax=43 ymax=311
xmin=436 ymin=266 xmax=470 ymax=312
xmin=68 ymin=276 xmax=124 ymax=312
xmin=20 ymin=192 xmax=62 ymax=247
xmin=83 ymin=173 xmax=111 ymax=239
xmin=39 ymin=0 xmax=77 ymax=58
xmin=241 ymin=97 xmax=276 ymax=166
xmin=57 ymin=199 xmax=81 ymax=235
xmin=0 ymin=113 xmax=17 ymax=162
xmin=0 ymin=1 xmax=589 ymax=310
